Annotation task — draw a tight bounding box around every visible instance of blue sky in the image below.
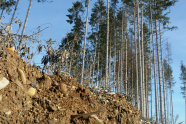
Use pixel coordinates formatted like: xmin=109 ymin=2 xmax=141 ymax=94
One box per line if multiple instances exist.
xmin=1 ymin=0 xmax=185 ymax=123
xmin=164 ymin=0 xmax=186 ymax=123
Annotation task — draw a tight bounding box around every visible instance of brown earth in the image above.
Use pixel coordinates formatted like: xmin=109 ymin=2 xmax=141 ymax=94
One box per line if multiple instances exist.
xmin=0 ymin=49 xmax=141 ymax=124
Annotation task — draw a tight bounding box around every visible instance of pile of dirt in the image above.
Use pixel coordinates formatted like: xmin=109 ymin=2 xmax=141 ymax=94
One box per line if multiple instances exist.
xmin=0 ymin=48 xmax=141 ymax=124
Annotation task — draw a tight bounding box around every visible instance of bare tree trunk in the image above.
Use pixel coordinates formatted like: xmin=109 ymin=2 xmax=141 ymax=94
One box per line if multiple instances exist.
xmin=81 ymin=0 xmax=89 ymax=85
xmin=125 ymin=39 xmax=128 ymax=94
xmin=20 ymin=0 xmax=32 ymax=47
xmin=137 ymin=0 xmax=143 ymax=116
xmin=117 ymin=50 xmax=121 ymax=93
xmin=141 ymin=0 xmax=145 ymax=117
xmin=88 ymin=64 xmax=92 ymax=87
xmin=165 ymin=62 xmax=169 ymax=123
xmin=10 ymin=0 xmax=20 ymax=26
xmin=99 ymin=65 xmax=103 ymax=88
xmin=145 ymin=64 xmax=149 ymax=118
xmin=134 ymin=1 xmax=139 ymax=109
xmin=108 ymin=41 xmax=111 ymax=91
xmin=68 ymin=53 xmax=72 ymax=76
xmin=0 ymin=0 xmax=6 ymax=21
xmin=167 ymin=84 xmax=169 ymax=123
xmin=159 ymin=20 xmax=167 ymax=124
xmin=167 ymin=42 xmax=173 ymax=124
xmin=155 ymin=16 xmax=163 ymax=124
xmin=120 ymin=7 xmax=124 ymax=94
xmin=91 ymin=42 xmax=97 ymax=87
xmin=113 ymin=17 xmax=116 ymax=92
xmin=150 ymin=0 xmax=158 ymax=122
xmin=96 ymin=47 xmax=100 ymax=87
xmin=170 ymin=88 xmax=173 ymax=124
xmin=125 ymin=9 xmax=128 ymax=95
xmin=105 ymin=0 xmax=109 ymax=89
xmin=149 ymin=7 xmax=153 ymax=120
xmin=166 ymin=41 xmax=172 ymax=124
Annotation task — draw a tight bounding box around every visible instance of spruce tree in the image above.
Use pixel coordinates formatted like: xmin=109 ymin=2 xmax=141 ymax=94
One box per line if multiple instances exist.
xmin=59 ymin=1 xmax=85 ymax=79
xmin=180 ymin=61 xmax=186 ymax=124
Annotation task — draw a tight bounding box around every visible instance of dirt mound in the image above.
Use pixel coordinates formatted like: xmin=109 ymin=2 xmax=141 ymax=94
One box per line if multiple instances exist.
xmin=0 ymin=49 xmax=141 ymax=124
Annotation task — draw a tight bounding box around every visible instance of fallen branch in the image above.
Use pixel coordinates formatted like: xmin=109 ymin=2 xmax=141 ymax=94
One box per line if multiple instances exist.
xmin=71 ymin=109 xmax=107 ymax=124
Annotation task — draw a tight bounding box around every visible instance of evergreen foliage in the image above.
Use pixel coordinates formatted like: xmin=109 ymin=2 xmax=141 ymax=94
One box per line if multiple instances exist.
xmin=0 ymin=0 xmax=179 ymax=122
xmin=180 ymin=61 xmax=186 ymax=97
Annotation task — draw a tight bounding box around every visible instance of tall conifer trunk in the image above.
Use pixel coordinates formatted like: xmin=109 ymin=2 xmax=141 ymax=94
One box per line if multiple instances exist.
xmin=105 ymin=0 xmax=109 ymax=89
xmin=159 ymin=20 xmax=166 ymax=124
xmin=113 ymin=16 xmax=116 ymax=92
xmin=125 ymin=8 xmax=128 ymax=95
xmin=137 ymin=0 xmax=143 ymax=116
xmin=120 ymin=7 xmax=124 ymax=94
xmin=20 ymin=0 xmax=32 ymax=48
xmin=118 ymin=50 xmax=121 ymax=93
xmin=10 ymin=0 xmax=20 ymax=26
xmin=150 ymin=0 xmax=158 ymax=122
xmin=149 ymin=2 xmax=153 ymax=119
xmin=91 ymin=42 xmax=97 ymax=87
xmin=81 ymin=0 xmax=89 ymax=85
xmin=134 ymin=1 xmax=139 ymax=109
xmin=155 ymin=1 xmax=163 ymax=122
xmin=108 ymin=41 xmax=111 ymax=91
xmin=141 ymin=0 xmax=145 ymax=117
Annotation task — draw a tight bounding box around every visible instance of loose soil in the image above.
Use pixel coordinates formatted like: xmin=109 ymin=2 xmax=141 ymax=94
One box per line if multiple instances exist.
xmin=0 ymin=49 xmax=141 ymax=124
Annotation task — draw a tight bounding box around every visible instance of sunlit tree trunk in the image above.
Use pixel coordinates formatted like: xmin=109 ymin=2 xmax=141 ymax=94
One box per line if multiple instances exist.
xmin=20 ymin=0 xmax=32 ymax=48
xmin=88 ymin=64 xmax=92 ymax=87
xmin=108 ymin=41 xmax=111 ymax=91
xmin=118 ymin=50 xmax=121 ymax=93
xmin=120 ymin=7 xmax=124 ymax=94
xmin=99 ymin=65 xmax=103 ymax=87
xmin=159 ymin=20 xmax=167 ymax=124
xmin=155 ymin=13 xmax=163 ymax=124
xmin=145 ymin=64 xmax=149 ymax=118
xmin=96 ymin=54 xmax=99 ymax=87
xmin=137 ymin=0 xmax=143 ymax=116
xmin=91 ymin=42 xmax=97 ymax=87
xmin=167 ymin=84 xmax=170 ymax=123
xmin=68 ymin=47 xmax=73 ymax=76
xmin=150 ymin=0 xmax=158 ymax=121
xmin=134 ymin=1 xmax=139 ymax=109
xmin=131 ymin=57 xmax=134 ymax=104
xmin=167 ymin=42 xmax=173 ymax=124
xmin=149 ymin=5 xmax=153 ymax=119
xmin=81 ymin=0 xmax=89 ymax=85
xmin=125 ymin=7 xmax=128 ymax=95
xmin=105 ymin=0 xmax=109 ymax=89
xmin=10 ymin=0 xmax=20 ymax=26
xmin=113 ymin=17 xmax=116 ymax=92
xmin=141 ymin=0 xmax=145 ymax=117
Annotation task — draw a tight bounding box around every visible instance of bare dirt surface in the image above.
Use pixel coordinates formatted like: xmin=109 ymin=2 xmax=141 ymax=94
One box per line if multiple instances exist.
xmin=0 ymin=49 xmax=141 ymax=124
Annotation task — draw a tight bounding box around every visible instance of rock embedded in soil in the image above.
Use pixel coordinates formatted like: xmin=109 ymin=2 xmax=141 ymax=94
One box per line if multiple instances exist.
xmin=59 ymin=83 xmax=67 ymax=93
xmin=0 ymin=77 xmax=9 ymax=90
xmin=26 ymin=87 xmax=36 ymax=97
xmin=4 ymin=110 xmax=11 ymax=115
xmin=17 ymin=68 xmax=27 ymax=84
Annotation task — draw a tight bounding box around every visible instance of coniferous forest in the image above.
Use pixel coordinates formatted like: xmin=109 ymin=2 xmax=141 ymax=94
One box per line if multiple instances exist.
xmin=1 ymin=0 xmax=186 ymax=124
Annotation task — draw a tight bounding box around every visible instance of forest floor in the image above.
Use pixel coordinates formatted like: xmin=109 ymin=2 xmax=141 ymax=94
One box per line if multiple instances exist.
xmin=0 ymin=48 xmax=142 ymax=124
